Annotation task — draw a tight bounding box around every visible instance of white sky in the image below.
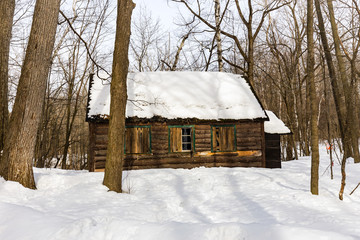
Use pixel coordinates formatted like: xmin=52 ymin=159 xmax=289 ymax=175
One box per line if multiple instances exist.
xmin=133 ymin=0 xmax=184 ymax=31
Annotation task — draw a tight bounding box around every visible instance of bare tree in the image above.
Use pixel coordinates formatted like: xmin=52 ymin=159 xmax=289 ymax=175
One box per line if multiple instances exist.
xmin=173 ymin=0 xmax=288 ymax=86
xmin=264 ymin=1 xmax=306 ymax=160
xmin=0 ymin=0 xmax=61 ymax=188
xmin=324 ymin=0 xmax=351 ymax=200
xmin=32 ymin=0 xmax=114 ymax=170
xmin=130 ymin=6 xmax=162 ymax=72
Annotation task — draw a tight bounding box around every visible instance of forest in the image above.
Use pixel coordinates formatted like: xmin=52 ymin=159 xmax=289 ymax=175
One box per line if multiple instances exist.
xmin=0 ymin=0 xmax=359 ymax=196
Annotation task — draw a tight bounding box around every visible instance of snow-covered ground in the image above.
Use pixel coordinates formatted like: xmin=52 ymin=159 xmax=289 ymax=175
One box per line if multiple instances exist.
xmin=1 ymin=146 xmax=360 ymax=240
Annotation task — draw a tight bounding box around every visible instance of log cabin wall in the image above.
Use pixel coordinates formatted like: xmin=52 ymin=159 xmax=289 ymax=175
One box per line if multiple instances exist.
xmin=265 ymin=133 xmax=281 ymax=168
xmin=88 ymin=120 xmax=265 ymax=171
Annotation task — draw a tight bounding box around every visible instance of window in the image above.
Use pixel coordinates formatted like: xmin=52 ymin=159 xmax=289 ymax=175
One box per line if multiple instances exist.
xmin=125 ymin=126 xmax=151 ymax=154
xmin=211 ymin=125 xmax=236 ymax=152
xmin=181 ymin=128 xmax=192 ymax=151
xmin=169 ymin=126 xmax=195 ymax=152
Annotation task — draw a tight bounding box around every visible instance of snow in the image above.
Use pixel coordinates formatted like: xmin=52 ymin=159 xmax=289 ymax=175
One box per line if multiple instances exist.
xmin=264 ymin=110 xmax=291 ymax=134
xmin=88 ymin=71 xmax=268 ymax=120
xmin=1 ymin=146 xmax=360 ymax=239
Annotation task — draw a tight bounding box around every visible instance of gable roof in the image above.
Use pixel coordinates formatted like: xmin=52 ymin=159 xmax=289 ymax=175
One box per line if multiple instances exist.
xmin=87 ymin=71 xmax=268 ymax=121
xmin=264 ymin=111 xmax=291 ymax=134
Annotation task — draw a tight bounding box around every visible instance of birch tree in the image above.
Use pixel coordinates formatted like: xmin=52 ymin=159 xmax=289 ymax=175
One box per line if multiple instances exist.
xmin=214 ymin=0 xmax=223 ymax=71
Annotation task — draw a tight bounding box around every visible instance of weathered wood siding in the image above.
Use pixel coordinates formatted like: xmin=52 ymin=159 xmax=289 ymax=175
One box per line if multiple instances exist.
xmin=265 ymin=133 xmax=281 ymax=168
xmin=88 ymin=121 xmax=265 ymax=171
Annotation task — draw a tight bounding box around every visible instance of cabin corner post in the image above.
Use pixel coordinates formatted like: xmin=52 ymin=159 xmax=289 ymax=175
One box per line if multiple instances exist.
xmin=88 ymin=122 xmax=96 ymax=172
xmin=261 ymin=121 xmax=266 ymax=168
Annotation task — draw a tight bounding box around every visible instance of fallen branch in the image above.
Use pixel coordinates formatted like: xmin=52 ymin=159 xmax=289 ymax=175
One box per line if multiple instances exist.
xmin=350 ymin=182 xmax=360 ymax=195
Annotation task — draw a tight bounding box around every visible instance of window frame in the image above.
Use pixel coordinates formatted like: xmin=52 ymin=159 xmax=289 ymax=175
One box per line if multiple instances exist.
xmin=124 ymin=125 xmax=152 ymax=154
xmin=168 ymin=125 xmax=196 ymax=153
xmin=211 ymin=124 xmax=237 ymax=152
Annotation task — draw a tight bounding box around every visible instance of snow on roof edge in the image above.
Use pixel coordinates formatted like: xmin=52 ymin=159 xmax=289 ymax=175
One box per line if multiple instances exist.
xmin=264 ymin=110 xmax=291 ymax=134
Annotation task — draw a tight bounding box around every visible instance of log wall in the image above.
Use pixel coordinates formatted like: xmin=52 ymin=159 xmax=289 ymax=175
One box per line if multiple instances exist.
xmin=88 ymin=120 xmax=266 ymax=171
xmin=265 ymin=133 xmax=281 ymax=168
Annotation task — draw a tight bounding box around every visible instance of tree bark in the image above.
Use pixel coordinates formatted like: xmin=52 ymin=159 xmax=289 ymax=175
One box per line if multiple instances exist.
xmin=103 ymin=0 xmax=135 ymax=193
xmin=349 ymin=60 xmax=360 ymax=163
xmin=0 ymin=0 xmax=61 ymax=188
xmin=307 ymin=0 xmax=319 ymax=195
xmin=171 ymin=33 xmax=189 ymax=71
xmin=0 ymin=0 xmax=15 ymax=155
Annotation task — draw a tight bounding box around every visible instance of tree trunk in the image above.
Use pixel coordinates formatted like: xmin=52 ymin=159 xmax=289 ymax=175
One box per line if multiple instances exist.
xmin=61 ymin=77 xmax=74 ymax=169
xmin=326 ymin=0 xmax=352 ymax=156
xmin=0 ymin=0 xmax=61 ymax=189
xmin=103 ymin=0 xmax=135 ymax=193
xmin=349 ymin=60 xmax=360 ymax=163
xmin=214 ymin=0 xmax=223 ymax=72
xmin=247 ymin=37 xmax=255 ymax=87
xmin=307 ymin=0 xmax=319 ymax=195
xmin=0 ymin=0 xmax=15 ymax=155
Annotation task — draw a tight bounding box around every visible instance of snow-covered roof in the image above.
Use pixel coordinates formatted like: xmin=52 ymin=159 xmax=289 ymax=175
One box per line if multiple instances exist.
xmin=87 ymin=71 xmax=268 ymax=121
xmin=264 ymin=111 xmax=291 ymax=134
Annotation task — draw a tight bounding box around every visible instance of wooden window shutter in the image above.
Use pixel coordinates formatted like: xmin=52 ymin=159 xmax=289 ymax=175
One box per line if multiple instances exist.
xmin=223 ymin=126 xmax=235 ymax=151
xmin=212 ymin=126 xmax=235 ymax=152
xmin=170 ymin=127 xmax=182 ymax=152
xmin=125 ymin=127 xmax=150 ymax=154
xmin=125 ymin=128 xmax=135 ymax=153
xmin=141 ymin=127 xmax=150 ymax=153
xmin=125 ymin=128 xmax=129 ymax=152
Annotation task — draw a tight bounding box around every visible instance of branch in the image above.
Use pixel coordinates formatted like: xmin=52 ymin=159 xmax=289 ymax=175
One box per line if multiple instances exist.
xmin=173 ymin=0 xmax=248 ymax=61
xmin=59 ymin=10 xmax=111 ymax=78
xmin=171 ymin=32 xmax=190 ymax=71
xmin=161 ymin=60 xmax=172 ymax=70
xmin=350 ymin=182 xmax=360 ymax=195
xmin=222 ymin=57 xmax=246 ymax=72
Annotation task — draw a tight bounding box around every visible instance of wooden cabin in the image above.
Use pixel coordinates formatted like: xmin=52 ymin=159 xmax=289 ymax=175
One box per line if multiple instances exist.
xmin=264 ymin=111 xmax=291 ymax=168
xmin=86 ymin=71 xmax=282 ymax=171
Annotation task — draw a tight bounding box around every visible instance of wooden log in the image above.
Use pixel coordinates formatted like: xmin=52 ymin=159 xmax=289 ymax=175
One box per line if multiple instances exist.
xmin=196 ymin=148 xmax=210 ymax=152
xmin=95 ymin=127 xmax=108 ymax=135
xmin=88 ymin=122 xmax=96 ymax=172
xmin=122 ymin=155 xmax=262 ymax=166
xmin=95 ymin=154 xmax=264 ymax=170
xmin=95 ymin=135 xmax=108 ymax=144
xmin=195 ymin=125 xmax=211 ymax=130
xmin=122 ymin=160 xmax=263 ymax=170
xmin=194 ymin=143 xmax=211 ymax=148
xmin=237 ymin=146 xmax=261 ymax=151
xmin=94 ymin=149 xmax=107 ymax=156
xmin=96 ymin=124 xmax=109 ymax=129
xmin=195 ymin=129 xmax=211 ymax=134
xmin=237 ymin=136 xmax=262 ymax=142
xmin=94 ymin=156 xmax=107 ymax=162
xmin=151 ymin=136 xmax=168 ymax=142
xmin=195 ymin=135 xmax=212 ymax=141
xmin=152 ymin=143 xmax=168 ymax=150
xmin=152 ymin=150 xmax=169 ymax=155
xmin=95 ymin=160 xmax=106 ymax=169
xmin=94 ymin=144 xmax=108 ymax=151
